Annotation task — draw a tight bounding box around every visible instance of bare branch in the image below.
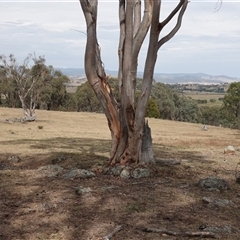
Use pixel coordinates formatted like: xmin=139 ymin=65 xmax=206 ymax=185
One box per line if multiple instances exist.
xmin=214 ymin=0 xmax=222 ymax=12
xmin=102 ymin=225 xmax=122 ymax=240
xmin=160 ymin=0 xmax=186 ymax=29
xmin=133 ymin=0 xmax=141 ymax=37
xmin=142 ymin=227 xmax=217 ymax=238
xmin=132 ymin=0 xmax=153 ymax=69
xmin=158 ymin=0 xmax=188 ymax=50
xmin=118 ymin=0 xmax=125 ymax=92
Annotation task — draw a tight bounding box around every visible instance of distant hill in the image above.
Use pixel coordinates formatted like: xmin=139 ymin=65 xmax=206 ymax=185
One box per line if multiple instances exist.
xmin=58 ymin=68 xmax=240 ymax=85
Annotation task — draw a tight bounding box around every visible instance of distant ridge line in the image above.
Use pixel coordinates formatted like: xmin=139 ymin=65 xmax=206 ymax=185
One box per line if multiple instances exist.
xmin=58 ymin=68 xmax=240 ymax=84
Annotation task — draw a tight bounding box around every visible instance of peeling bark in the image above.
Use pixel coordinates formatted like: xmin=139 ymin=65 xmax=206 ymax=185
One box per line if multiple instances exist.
xmin=79 ymin=0 xmax=189 ymax=165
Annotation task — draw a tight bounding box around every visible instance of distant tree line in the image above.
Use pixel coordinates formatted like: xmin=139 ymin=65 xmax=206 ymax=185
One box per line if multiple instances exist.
xmin=75 ymin=79 xmax=240 ymax=129
xmin=1 ymin=55 xmax=239 ymax=128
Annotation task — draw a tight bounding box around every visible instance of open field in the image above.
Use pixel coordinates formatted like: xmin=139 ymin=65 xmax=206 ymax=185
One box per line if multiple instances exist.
xmin=184 ymin=92 xmax=225 ymax=106
xmin=0 ymin=107 xmax=240 ymax=240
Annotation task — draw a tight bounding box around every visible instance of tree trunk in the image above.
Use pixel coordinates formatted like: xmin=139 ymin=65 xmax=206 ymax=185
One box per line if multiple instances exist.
xmin=19 ymin=94 xmax=36 ymax=121
xmin=141 ymin=121 xmax=155 ymax=164
xmin=79 ymin=0 xmax=188 ymax=165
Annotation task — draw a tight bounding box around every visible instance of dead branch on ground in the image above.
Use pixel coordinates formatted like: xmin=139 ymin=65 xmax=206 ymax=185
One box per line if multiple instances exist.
xmin=102 ymin=225 xmax=122 ymax=240
xmin=142 ymin=227 xmax=217 ymax=238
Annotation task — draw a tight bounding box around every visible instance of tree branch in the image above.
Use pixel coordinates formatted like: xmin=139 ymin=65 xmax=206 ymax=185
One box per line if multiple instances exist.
xmin=142 ymin=227 xmax=217 ymax=238
xmin=158 ymin=0 xmax=188 ymax=50
xmin=133 ymin=0 xmax=141 ymax=38
xmin=118 ymin=0 xmax=125 ymax=92
xmin=160 ymin=0 xmax=186 ymax=29
xmin=102 ymin=225 xmax=122 ymax=240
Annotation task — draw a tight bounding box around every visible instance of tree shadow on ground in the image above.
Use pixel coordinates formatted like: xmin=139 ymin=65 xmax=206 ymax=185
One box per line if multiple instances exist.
xmin=0 ymin=138 xmax=240 ymax=239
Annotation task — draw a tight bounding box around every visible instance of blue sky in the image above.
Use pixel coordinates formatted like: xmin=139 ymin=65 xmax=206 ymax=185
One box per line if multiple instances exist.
xmin=0 ymin=0 xmax=240 ymax=78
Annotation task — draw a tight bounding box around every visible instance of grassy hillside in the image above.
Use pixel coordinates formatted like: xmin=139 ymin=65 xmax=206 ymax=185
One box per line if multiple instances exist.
xmin=0 ymin=108 xmax=240 ymax=240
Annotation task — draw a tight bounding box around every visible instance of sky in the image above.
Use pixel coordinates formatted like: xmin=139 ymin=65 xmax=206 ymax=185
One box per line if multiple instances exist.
xmin=0 ymin=0 xmax=240 ymax=78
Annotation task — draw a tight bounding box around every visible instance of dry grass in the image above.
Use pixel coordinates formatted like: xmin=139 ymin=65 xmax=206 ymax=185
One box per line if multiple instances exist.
xmin=0 ymin=107 xmax=240 ymax=240
xmin=184 ymin=92 xmax=225 ymax=106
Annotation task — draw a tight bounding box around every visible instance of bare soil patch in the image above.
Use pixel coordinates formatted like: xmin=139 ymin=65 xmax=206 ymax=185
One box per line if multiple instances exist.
xmin=0 ymin=107 xmax=240 ymax=240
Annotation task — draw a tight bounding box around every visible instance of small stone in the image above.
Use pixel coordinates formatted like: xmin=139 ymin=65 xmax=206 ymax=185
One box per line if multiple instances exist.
xmin=120 ymin=167 xmax=131 ymax=179
xmin=224 ymin=145 xmax=235 ymax=154
xmin=202 ymin=197 xmax=234 ymax=207
xmin=38 ymin=164 xmax=64 ymax=177
xmin=76 ymin=186 xmax=92 ymax=195
xmin=103 ymin=166 xmax=124 ymax=176
xmin=204 ymin=226 xmax=234 ymax=234
xmin=198 ymin=177 xmax=229 ymax=191
xmin=7 ymin=155 xmax=21 ymax=163
xmin=132 ymin=168 xmax=150 ymax=178
xmin=63 ymin=169 xmax=95 ymax=179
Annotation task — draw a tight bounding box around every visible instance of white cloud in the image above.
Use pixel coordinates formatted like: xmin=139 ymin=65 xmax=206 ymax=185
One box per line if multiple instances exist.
xmin=0 ymin=1 xmax=240 ymax=77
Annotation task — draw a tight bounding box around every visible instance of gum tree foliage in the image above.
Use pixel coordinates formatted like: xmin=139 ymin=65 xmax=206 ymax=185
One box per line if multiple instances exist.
xmin=0 ymin=54 xmax=46 ymax=120
xmin=0 ymin=55 xmax=71 ymax=113
xmin=76 ymin=81 xmax=102 ymax=112
xmin=79 ymin=0 xmax=189 ymax=165
xmin=223 ymin=82 xmax=240 ymax=129
xmin=38 ymin=67 xmax=70 ymax=111
xmin=0 ymin=66 xmax=21 ymax=108
xmin=151 ymin=82 xmax=201 ymax=122
xmin=146 ymin=98 xmax=160 ymax=118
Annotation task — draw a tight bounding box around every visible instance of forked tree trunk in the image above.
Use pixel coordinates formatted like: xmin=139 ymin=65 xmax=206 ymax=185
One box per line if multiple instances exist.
xmin=19 ymin=94 xmax=36 ymax=121
xmin=79 ymin=0 xmax=188 ymax=165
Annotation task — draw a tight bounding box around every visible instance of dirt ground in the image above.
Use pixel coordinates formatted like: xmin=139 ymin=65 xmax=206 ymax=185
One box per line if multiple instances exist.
xmin=0 ymin=107 xmax=240 ymax=240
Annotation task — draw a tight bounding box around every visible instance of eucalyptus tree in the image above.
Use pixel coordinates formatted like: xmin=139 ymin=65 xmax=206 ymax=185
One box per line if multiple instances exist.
xmin=79 ymin=0 xmax=188 ymax=165
xmin=223 ymin=82 xmax=240 ymax=129
xmin=0 ymin=54 xmax=46 ymax=120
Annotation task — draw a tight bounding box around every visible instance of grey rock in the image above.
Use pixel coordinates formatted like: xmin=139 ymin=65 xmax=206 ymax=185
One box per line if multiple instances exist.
xmin=224 ymin=145 xmax=235 ymax=154
xmin=38 ymin=164 xmax=64 ymax=177
xmin=63 ymin=168 xmax=95 ymax=179
xmin=120 ymin=167 xmax=131 ymax=179
xmin=202 ymin=197 xmax=234 ymax=207
xmin=7 ymin=155 xmax=21 ymax=163
xmin=103 ymin=166 xmax=124 ymax=176
xmin=204 ymin=226 xmax=234 ymax=234
xmin=76 ymin=186 xmax=92 ymax=195
xmin=40 ymin=202 xmax=57 ymax=212
xmin=198 ymin=177 xmax=229 ymax=191
xmin=132 ymin=168 xmax=150 ymax=178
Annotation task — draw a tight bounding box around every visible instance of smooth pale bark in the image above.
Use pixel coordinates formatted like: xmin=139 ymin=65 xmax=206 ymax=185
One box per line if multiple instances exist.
xmin=79 ymin=0 xmax=189 ymax=165
xmin=0 ymin=54 xmax=45 ymax=121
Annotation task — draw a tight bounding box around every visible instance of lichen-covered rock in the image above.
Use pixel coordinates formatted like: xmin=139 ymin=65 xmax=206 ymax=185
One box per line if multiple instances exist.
xmin=202 ymin=197 xmax=234 ymax=207
xmin=103 ymin=166 xmax=124 ymax=176
xmin=63 ymin=169 xmax=95 ymax=179
xmin=120 ymin=167 xmax=131 ymax=179
xmin=132 ymin=168 xmax=150 ymax=178
xmin=76 ymin=186 xmax=92 ymax=195
xmin=198 ymin=177 xmax=229 ymax=191
xmin=38 ymin=164 xmax=64 ymax=177
xmin=7 ymin=155 xmax=21 ymax=163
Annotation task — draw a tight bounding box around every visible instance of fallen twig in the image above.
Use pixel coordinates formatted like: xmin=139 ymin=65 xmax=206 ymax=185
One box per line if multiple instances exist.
xmin=142 ymin=227 xmax=217 ymax=238
xmin=102 ymin=225 xmax=122 ymax=240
